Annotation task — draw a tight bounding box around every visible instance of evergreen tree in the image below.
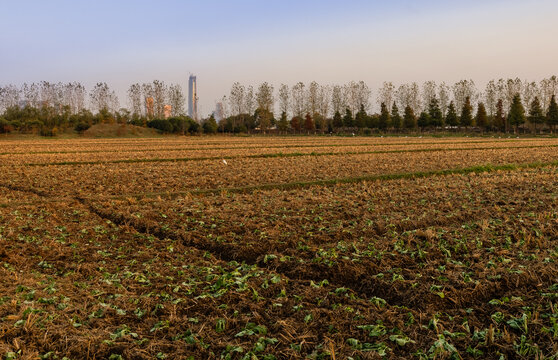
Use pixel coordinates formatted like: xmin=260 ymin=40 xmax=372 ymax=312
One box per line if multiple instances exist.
xmin=428 ymin=97 xmax=443 ymax=127
xmin=546 ymin=95 xmax=558 ymax=133
xmin=332 ymin=110 xmax=343 ymax=129
xmin=366 ymin=114 xmax=379 ymax=129
xmin=445 ymin=101 xmax=458 ymax=127
xmin=493 ymin=99 xmax=506 ymax=132
xmin=460 ymin=97 xmax=473 ymax=127
xmin=508 ymin=94 xmax=526 ymax=134
xmin=528 ymin=96 xmax=544 ymax=133
xmin=391 ymin=103 xmax=402 ymax=130
xmin=343 ymin=108 xmax=353 ymax=128
xmin=378 ymin=102 xmax=390 ymax=130
xmin=403 ymin=105 xmax=416 ymax=130
xmin=277 ymin=111 xmax=289 ymax=132
xmin=417 ymin=111 xmax=430 ymax=129
xmin=355 ymin=104 xmax=367 ymax=128
xmin=475 ymin=102 xmax=488 ymax=131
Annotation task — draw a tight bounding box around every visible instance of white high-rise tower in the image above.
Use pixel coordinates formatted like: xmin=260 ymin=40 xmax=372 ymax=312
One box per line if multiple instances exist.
xmin=188 ymin=75 xmax=198 ymax=120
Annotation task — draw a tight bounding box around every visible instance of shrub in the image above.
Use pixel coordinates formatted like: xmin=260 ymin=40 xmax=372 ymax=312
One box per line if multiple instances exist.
xmin=40 ymin=126 xmax=58 ymax=137
xmin=75 ymin=122 xmax=91 ymax=133
xmin=0 ymin=118 xmax=13 ymax=134
xmin=147 ymin=119 xmax=174 ymax=133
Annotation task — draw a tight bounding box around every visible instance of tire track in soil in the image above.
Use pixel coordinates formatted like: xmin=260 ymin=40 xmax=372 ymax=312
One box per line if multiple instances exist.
xmin=0 ymin=181 xmax=427 ymax=313
xmin=80 ymin=200 xmax=426 ymax=310
xmin=79 ymin=198 xmax=558 ymax=314
xmin=4 ymin=173 xmax=556 ymax=315
xmin=0 ymin=182 xmax=52 ymax=198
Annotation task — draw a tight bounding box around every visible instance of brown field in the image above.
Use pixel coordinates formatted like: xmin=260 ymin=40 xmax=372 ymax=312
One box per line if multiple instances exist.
xmin=0 ymin=136 xmax=557 ymax=359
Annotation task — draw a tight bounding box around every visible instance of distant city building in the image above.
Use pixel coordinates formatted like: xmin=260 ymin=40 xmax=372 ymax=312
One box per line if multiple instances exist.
xmin=188 ymin=75 xmax=198 ymax=120
xmin=145 ymin=97 xmax=154 ymax=118
xmin=163 ymin=105 xmax=172 ymax=119
xmin=214 ymin=101 xmax=224 ymax=122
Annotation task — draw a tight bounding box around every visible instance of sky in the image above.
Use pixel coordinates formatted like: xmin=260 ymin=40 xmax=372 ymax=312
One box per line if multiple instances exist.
xmin=1 ymin=0 xmax=557 ymax=115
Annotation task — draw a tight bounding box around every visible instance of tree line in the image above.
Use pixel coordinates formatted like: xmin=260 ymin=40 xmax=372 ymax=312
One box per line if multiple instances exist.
xmin=217 ymin=77 xmax=558 ymax=134
xmin=1 ymin=77 xmax=557 ymax=135
xmin=0 ymin=80 xmax=204 ymax=135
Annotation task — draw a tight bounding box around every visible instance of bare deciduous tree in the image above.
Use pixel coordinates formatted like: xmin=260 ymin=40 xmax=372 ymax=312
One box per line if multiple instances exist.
xmin=244 ymin=85 xmax=255 ymax=115
xmin=229 ymin=82 xmax=245 ymax=116
xmin=22 ymin=83 xmax=39 ymax=108
xmin=152 ymin=80 xmax=167 ymax=118
xmin=256 ymin=82 xmax=274 ymax=113
xmin=377 ymin=82 xmax=395 ymax=110
xmin=307 ymin=81 xmax=320 ymax=116
xmin=0 ymin=84 xmax=21 ymax=111
xmin=355 ymin=81 xmax=371 ymax=112
xmin=484 ymin=80 xmax=498 ymax=116
xmin=395 ymin=84 xmax=410 ymax=112
xmin=291 ymin=82 xmax=305 ymax=118
xmin=438 ymin=82 xmax=450 ymax=117
xmin=72 ymin=82 xmax=87 ymax=113
xmin=522 ymin=81 xmax=539 ymax=113
xmin=278 ymin=83 xmax=289 ymax=118
xmin=90 ymin=82 xmax=118 ymax=113
xmin=167 ymin=84 xmax=185 ymax=116
xmin=452 ymin=79 xmax=477 ymax=112
xmin=128 ymin=83 xmax=143 ymax=116
xmin=540 ymin=75 xmax=558 ymax=111
xmin=318 ymin=84 xmax=332 ymax=118
xmin=331 ymin=84 xmax=345 ymax=115
xmin=409 ymin=82 xmax=422 ymax=115
xmin=345 ymin=81 xmax=362 ymax=115
xmin=422 ymin=81 xmax=437 ymax=110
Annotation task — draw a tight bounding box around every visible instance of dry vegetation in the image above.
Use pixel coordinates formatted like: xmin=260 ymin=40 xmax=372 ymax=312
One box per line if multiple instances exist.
xmin=0 ymin=136 xmax=557 ymax=359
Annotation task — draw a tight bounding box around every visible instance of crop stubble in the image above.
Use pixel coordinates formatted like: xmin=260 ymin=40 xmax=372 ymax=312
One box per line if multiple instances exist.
xmin=0 ymin=136 xmax=557 ymax=359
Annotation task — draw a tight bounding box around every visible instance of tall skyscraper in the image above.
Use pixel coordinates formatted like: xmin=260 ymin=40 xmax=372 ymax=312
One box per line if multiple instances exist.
xmin=188 ymin=75 xmax=198 ymax=120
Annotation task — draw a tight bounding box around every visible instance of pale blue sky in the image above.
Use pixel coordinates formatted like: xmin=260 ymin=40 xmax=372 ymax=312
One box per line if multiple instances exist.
xmin=1 ymin=0 xmax=557 ymax=114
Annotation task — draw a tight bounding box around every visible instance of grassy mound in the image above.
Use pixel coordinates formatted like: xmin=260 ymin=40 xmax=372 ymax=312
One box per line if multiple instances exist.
xmin=83 ymin=123 xmax=160 ymax=138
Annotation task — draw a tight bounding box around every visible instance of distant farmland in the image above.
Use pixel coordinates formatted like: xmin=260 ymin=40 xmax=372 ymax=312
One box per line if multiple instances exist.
xmin=1 ymin=136 xmax=557 ymax=359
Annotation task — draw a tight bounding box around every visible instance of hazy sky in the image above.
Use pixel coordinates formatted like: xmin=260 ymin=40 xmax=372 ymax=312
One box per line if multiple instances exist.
xmin=1 ymin=0 xmax=557 ymax=114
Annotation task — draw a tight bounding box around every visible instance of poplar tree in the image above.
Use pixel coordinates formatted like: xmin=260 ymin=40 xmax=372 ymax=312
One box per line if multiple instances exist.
xmin=508 ymin=94 xmax=526 ymax=134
